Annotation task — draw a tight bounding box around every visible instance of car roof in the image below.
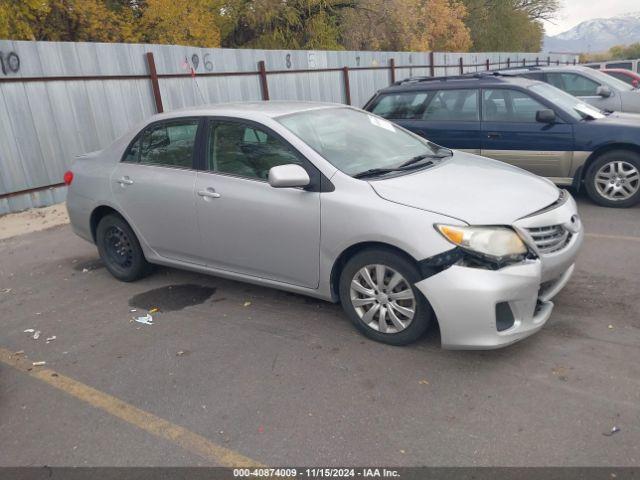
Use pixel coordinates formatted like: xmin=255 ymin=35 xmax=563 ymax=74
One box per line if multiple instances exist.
xmin=378 ymin=73 xmax=539 ymax=93
xmin=150 ymin=101 xmax=345 ymax=122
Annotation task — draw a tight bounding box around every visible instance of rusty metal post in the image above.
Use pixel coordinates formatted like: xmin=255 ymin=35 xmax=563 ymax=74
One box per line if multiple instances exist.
xmin=342 ymin=66 xmax=351 ymax=105
xmin=547 ymin=56 xmax=551 ymax=65
xmin=536 ymin=57 xmax=539 ymax=66
xmin=389 ymin=58 xmax=396 ymax=84
xmin=522 ymin=59 xmax=526 ymax=67
xmin=258 ymin=60 xmax=269 ymax=101
xmin=486 ymin=59 xmax=490 ymax=70
xmin=459 ymin=57 xmax=464 ymax=75
xmin=145 ymin=52 xmax=163 ymax=114
xmin=507 ymin=58 xmax=511 ymax=68
xmin=429 ymin=51 xmax=435 ymax=77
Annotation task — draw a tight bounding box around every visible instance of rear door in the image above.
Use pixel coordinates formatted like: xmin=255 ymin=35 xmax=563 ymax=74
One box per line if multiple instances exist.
xmin=110 ymin=118 xmax=203 ymax=263
xmin=368 ymin=89 xmax=482 ymax=153
xmin=480 ymin=88 xmax=574 ymax=178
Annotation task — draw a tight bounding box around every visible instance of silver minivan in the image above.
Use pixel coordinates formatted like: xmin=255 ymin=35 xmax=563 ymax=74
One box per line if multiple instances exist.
xmin=66 ymin=102 xmax=583 ymax=349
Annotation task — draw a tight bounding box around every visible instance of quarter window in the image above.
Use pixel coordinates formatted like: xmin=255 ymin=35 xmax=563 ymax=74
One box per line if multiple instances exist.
xmin=545 ymin=73 xmax=600 ymax=96
xmin=422 ymin=89 xmax=479 ymax=121
xmin=483 ymin=89 xmax=547 ymax=122
xmin=124 ymin=120 xmax=199 ymax=168
xmin=209 ymin=121 xmax=302 ymax=180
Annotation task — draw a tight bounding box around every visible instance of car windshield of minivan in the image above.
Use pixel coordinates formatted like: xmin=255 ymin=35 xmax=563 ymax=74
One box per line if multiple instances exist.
xmin=587 ymin=68 xmax=635 ymax=91
xmin=277 ymin=107 xmax=451 ymax=178
xmin=529 ymin=83 xmax=605 ymax=120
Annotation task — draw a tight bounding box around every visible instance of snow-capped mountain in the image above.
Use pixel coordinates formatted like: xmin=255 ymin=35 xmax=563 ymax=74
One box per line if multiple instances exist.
xmin=544 ymin=12 xmax=640 ymax=53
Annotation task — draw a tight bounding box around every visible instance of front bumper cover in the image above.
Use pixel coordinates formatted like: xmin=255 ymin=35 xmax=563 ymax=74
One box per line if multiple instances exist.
xmin=416 ymin=191 xmax=583 ymax=350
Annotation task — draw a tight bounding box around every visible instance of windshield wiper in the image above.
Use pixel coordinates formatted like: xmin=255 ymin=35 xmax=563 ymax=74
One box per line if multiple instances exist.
xmin=398 ymin=151 xmax=450 ymax=169
xmin=352 ymin=167 xmax=399 ymax=179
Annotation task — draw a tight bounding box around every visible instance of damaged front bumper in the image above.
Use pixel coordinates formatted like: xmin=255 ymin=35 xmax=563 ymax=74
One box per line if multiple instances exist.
xmin=416 ymin=192 xmax=583 ymax=349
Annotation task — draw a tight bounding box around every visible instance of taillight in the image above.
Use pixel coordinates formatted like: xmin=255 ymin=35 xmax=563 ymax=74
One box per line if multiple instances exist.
xmin=63 ymin=170 xmax=74 ymax=185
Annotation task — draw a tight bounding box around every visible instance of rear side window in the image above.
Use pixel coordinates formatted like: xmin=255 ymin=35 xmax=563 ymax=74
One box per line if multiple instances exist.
xmin=123 ymin=120 xmax=199 ymax=168
xmin=369 ymin=92 xmax=429 ymax=119
xmin=483 ymin=89 xmax=546 ymax=122
xmin=422 ymin=89 xmax=479 ymax=121
xmin=545 ymin=73 xmax=600 ymax=96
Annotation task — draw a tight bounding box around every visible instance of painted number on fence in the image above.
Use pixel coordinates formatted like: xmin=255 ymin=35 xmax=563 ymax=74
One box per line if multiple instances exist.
xmin=0 ymin=51 xmax=20 ymax=75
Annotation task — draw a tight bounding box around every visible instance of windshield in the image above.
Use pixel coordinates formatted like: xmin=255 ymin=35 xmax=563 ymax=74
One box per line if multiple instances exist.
xmin=586 ymin=68 xmax=635 ymax=91
xmin=529 ymin=83 xmax=605 ymax=120
xmin=277 ymin=107 xmax=445 ymax=176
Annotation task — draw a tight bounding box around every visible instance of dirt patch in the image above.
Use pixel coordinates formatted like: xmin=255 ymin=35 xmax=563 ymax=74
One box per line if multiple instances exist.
xmin=129 ymin=284 xmax=217 ymax=312
xmin=0 ymin=204 xmax=69 ymax=240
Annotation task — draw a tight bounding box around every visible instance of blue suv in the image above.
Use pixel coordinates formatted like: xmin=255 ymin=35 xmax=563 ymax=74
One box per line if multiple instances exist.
xmin=363 ymin=73 xmax=640 ymax=208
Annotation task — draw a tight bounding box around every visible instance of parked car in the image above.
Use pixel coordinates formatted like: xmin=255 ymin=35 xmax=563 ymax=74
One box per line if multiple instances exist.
xmin=65 ymin=102 xmax=582 ymax=349
xmin=584 ymin=59 xmax=640 ymax=73
xmin=364 ymin=73 xmax=640 ymax=207
xmin=507 ymin=65 xmax=640 ymax=114
xmin=602 ymin=68 xmax=640 ymax=88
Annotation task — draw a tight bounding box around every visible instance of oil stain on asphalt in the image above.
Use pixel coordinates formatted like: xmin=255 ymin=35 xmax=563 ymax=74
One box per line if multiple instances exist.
xmin=129 ymin=284 xmax=216 ymax=312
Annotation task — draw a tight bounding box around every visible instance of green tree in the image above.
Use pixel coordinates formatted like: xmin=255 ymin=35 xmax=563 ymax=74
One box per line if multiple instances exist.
xmin=463 ymin=0 xmax=546 ymax=52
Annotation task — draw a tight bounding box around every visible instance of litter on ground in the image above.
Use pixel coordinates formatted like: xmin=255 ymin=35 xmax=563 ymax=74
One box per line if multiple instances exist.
xmin=33 ymin=330 xmax=41 ymax=340
xmin=134 ymin=314 xmax=154 ymax=325
xmin=32 ymin=361 xmax=46 ymax=367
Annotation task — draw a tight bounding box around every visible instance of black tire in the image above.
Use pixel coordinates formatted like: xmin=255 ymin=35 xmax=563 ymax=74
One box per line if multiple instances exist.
xmin=584 ymin=150 xmax=640 ymax=208
xmin=339 ymin=248 xmax=433 ymax=346
xmin=96 ymin=214 xmax=152 ymax=282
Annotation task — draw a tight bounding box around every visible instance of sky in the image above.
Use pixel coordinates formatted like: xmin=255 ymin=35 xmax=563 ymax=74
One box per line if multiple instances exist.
xmin=543 ymin=0 xmax=639 ymax=36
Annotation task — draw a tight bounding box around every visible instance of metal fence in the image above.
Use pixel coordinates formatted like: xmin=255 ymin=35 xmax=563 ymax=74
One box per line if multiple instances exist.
xmin=0 ymin=40 xmax=578 ymax=214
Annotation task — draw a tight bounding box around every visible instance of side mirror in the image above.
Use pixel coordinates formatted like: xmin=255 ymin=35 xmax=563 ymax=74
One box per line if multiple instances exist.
xmin=596 ymin=85 xmax=612 ymax=98
xmin=536 ymin=109 xmax=556 ymax=124
xmin=268 ymin=164 xmax=310 ymax=188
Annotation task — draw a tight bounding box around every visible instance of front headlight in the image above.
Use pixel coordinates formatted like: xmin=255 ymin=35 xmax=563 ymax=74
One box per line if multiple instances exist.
xmin=435 ymin=224 xmax=528 ymax=261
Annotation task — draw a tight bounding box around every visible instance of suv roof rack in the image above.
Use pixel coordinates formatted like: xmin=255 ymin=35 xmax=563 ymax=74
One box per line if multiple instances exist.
xmin=393 ymin=72 xmax=505 ymax=86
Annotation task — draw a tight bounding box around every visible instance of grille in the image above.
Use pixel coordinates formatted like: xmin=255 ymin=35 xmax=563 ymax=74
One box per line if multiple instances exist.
xmin=526 ymin=225 xmax=571 ymax=254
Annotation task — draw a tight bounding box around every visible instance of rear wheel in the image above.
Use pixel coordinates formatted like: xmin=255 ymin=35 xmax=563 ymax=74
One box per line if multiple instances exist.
xmin=339 ymin=249 xmax=432 ymax=346
xmin=584 ymin=150 xmax=640 ymax=208
xmin=96 ymin=214 xmax=152 ymax=282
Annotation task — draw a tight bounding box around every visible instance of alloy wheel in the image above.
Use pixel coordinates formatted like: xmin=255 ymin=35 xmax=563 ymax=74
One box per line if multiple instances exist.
xmin=349 ymin=264 xmax=416 ymax=334
xmin=594 ymin=160 xmax=640 ymax=201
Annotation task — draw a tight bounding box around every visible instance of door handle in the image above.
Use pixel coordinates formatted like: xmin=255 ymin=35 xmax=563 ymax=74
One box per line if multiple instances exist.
xmin=487 ymin=132 xmax=501 ymax=139
xmin=117 ymin=176 xmax=134 ymax=185
xmin=197 ymin=188 xmax=221 ymax=199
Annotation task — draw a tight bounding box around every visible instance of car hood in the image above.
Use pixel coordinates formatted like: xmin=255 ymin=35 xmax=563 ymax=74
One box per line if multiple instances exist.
xmin=591 ymin=110 xmax=640 ymax=126
xmin=369 ymin=151 xmax=560 ymax=225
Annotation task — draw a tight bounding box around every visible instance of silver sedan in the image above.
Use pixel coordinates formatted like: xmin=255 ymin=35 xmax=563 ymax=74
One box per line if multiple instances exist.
xmin=66 ymin=102 xmax=583 ymax=349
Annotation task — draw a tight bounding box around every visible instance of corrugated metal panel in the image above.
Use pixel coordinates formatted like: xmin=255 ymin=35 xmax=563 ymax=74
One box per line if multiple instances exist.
xmin=0 ymin=39 xmax=577 ymax=214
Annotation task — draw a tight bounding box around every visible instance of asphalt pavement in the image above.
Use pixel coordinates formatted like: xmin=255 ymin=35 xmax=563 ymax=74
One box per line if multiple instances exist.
xmin=1 ymin=194 xmax=639 ymax=467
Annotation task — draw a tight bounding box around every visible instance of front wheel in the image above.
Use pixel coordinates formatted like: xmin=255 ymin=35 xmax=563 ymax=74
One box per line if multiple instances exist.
xmin=584 ymin=151 xmax=640 ymax=208
xmin=96 ymin=214 xmax=152 ymax=282
xmin=339 ymin=249 xmax=433 ymax=346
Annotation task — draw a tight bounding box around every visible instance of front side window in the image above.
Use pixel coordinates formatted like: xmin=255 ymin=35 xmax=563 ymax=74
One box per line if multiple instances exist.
xmin=422 ymin=89 xmax=479 ymax=121
xmin=546 ymin=72 xmax=600 ymax=96
xmin=208 ymin=121 xmax=301 ymax=180
xmin=483 ymin=89 xmax=547 ymax=122
xmin=369 ymin=92 xmax=429 ymax=119
xmin=607 ymin=71 xmax=634 ymax=85
xmin=278 ymin=107 xmax=441 ymax=176
xmin=124 ymin=120 xmax=199 ymax=168
xmin=605 ymin=62 xmax=632 ymax=70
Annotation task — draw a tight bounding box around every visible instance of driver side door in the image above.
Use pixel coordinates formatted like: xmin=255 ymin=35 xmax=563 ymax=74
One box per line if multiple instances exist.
xmin=194 ymin=118 xmax=321 ymax=288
